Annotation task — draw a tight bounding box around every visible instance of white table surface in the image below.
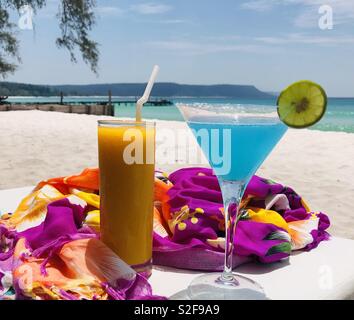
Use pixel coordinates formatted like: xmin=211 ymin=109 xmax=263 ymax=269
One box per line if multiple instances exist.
xmin=1 ymin=187 xmax=354 ymax=300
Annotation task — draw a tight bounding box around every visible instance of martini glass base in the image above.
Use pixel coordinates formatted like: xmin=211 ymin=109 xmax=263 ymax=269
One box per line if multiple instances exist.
xmin=187 ymin=273 xmax=266 ymax=300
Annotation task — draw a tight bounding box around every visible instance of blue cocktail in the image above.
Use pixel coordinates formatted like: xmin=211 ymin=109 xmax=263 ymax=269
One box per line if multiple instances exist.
xmin=178 ymin=104 xmax=288 ymax=299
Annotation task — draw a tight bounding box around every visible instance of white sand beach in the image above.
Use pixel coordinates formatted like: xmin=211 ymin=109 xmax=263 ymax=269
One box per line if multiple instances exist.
xmin=0 ymin=110 xmax=353 ymax=240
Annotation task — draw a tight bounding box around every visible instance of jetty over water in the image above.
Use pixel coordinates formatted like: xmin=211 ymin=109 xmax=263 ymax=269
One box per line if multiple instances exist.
xmin=0 ymin=93 xmax=173 ymax=116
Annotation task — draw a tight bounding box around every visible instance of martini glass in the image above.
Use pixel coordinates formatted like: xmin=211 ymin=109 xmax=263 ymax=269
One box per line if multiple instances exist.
xmin=177 ymin=104 xmax=288 ymax=300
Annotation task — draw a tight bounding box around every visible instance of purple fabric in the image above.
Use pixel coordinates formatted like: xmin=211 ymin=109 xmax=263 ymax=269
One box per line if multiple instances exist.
xmin=153 ymin=167 xmax=330 ymax=271
xmin=18 ymin=198 xmax=87 ymax=250
xmin=153 ymin=232 xmax=250 ymax=271
xmin=5 ymin=198 xmax=163 ymax=300
xmin=0 ymin=225 xmax=18 ymax=261
xmin=0 ymin=225 xmax=18 ymax=292
xmin=283 ymin=209 xmax=330 ymax=250
xmin=113 ymin=274 xmax=166 ymax=300
xmin=102 ymin=273 xmax=165 ymax=301
xmin=17 ymin=198 xmax=97 ymax=276
xmin=306 ymin=213 xmax=331 ymax=250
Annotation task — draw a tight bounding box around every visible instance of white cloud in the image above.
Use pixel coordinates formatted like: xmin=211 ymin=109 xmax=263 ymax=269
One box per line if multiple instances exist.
xmin=241 ymin=0 xmax=281 ymax=12
xmin=95 ymin=3 xmax=174 ymax=20
xmin=255 ymin=33 xmax=354 ymax=44
xmin=147 ymin=40 xmax=274 ymax=55
xmin=130 ymin=3 xmax=172 ymax=15
xmin=151 ymin=32 xmax=354 ymax=56
xmin=96 ymin=6 xmax=124 ymax=17
xmin=92 ymin=3 xmax=175 ymax=18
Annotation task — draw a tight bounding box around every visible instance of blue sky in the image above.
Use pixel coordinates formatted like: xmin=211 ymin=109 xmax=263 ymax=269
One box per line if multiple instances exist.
xmin=6 ymin=0 xmax=354 ymax=97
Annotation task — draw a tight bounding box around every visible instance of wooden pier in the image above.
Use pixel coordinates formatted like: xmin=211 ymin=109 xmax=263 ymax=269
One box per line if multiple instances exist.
xmin=0 ymin=92 xmax=173 ymax=116
xmin=0 ymin=103 xmax=115 ymax=116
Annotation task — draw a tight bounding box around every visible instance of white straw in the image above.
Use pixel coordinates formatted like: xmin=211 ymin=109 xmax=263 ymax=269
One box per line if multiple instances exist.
xmin=136 ymin=65 xmax=160 ymax=122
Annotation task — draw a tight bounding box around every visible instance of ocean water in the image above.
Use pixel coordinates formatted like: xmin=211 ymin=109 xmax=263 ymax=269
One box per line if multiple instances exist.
xmin=5 ymin=96 xmax=354 ymax=134
xmin=114 ymin=97 xmax=354 ymax=134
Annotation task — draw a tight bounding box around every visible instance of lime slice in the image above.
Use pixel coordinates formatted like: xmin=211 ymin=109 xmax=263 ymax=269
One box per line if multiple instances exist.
xmin=277 ymin=80 xmax=327 ymax=128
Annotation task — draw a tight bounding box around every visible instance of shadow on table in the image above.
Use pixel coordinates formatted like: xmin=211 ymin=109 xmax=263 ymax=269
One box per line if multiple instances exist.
xmin=154 ymin=260 xmax=290 ymax=300
xmin=154 ymin=257 xmax=290 ymax=277
xmin=169 ymin=287 xmax=270 ymax=300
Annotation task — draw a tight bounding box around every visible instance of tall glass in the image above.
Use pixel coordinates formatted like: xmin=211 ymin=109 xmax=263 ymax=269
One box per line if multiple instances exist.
xmin=98 ymin=120 xmax=156 ymax=275
xmin=177 ymin=104 xmax=288 ymax=299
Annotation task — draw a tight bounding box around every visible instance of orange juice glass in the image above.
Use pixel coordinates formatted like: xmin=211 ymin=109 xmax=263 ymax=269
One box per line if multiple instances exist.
xmin=98 ymin=120 xmax=155 ymax=275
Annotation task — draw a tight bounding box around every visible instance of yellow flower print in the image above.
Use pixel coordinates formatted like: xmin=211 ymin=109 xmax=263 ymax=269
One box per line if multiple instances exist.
xmin=168 ymin=206 xmax=205 ymax=233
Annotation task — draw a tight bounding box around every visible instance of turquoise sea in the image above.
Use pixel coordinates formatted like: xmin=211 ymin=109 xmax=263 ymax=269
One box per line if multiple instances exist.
xmin=6 ymin=96 xmax=354 ymax=134
xmin=115 ymin=97 xmax=354 ymax=134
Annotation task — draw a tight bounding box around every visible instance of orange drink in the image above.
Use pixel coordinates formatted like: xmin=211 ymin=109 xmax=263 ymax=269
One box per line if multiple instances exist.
xmin=98 ymin=120 xmax=155 ymax=274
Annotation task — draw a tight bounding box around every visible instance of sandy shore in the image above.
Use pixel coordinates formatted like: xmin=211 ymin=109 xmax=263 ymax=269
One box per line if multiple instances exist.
xmin=0 ymin=110 xmax=353 ymax=239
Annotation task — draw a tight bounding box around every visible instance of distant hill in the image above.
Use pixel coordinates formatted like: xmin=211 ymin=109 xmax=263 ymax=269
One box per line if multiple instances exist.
xmin=53 ymin=83 xmax=272 ymax=98
xmin=0 ymin=82 xmax=59 ymax=96
xmin=1 ymin=81 xmax=272 ymax=99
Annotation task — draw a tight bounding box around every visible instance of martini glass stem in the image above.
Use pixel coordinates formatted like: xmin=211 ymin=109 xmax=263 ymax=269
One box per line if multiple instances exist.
xmin=218 ymin=179 xmax=246 ymax=284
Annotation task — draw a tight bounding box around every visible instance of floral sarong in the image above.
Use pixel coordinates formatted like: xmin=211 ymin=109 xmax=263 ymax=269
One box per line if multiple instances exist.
xmin=0 ymin=168 xmax=330 ymax=300
xmin=153 ymin=168 xmax=330 ymax=270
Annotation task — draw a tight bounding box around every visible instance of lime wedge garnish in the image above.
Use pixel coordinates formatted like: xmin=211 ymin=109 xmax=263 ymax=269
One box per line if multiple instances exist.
xmin=277 ymin=80 xmax=327 ymax=128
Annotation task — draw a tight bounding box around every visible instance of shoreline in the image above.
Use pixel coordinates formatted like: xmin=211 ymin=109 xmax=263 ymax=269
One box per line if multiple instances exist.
xmin=0 ymin=110 xmax=353 ymax=240
xmin=2 ymin=100 xmax=354 ymax=134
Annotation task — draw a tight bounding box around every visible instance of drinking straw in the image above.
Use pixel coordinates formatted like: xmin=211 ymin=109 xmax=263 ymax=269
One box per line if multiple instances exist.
xmin=136 ymin=65 xmax=160 ymax=122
